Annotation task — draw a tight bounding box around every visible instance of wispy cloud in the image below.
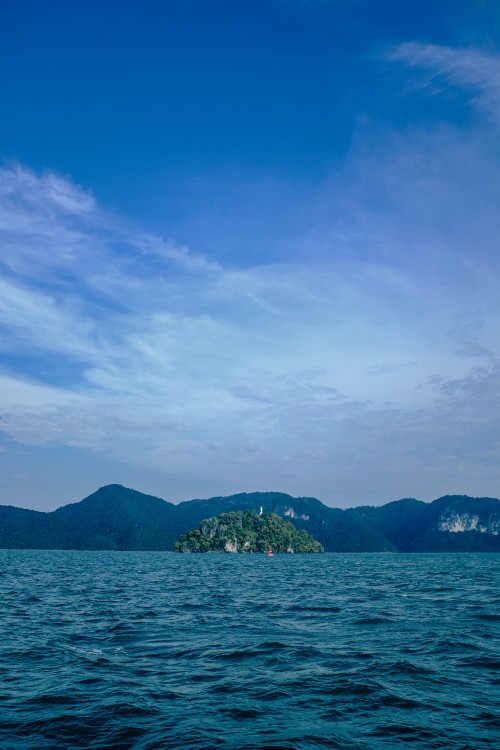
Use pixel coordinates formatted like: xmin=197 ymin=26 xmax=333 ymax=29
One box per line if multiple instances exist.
xmin=390 ymin=43 xmax=500 ymax=120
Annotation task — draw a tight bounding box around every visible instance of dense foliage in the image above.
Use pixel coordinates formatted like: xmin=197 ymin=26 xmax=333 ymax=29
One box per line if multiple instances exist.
xmin=174 ymin=510 xmax=324 ymax=553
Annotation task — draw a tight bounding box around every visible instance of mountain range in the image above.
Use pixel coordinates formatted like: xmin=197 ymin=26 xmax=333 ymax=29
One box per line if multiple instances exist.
xmin=0 ymin=484 xmax=499 ymax=552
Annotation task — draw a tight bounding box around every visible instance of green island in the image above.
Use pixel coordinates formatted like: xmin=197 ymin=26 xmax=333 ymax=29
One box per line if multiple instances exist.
xmin=174 ymin=509 xmax=324 ymax=553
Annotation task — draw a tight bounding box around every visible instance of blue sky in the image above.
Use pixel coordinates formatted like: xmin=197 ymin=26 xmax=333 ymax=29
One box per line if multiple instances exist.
xmin=1 ymin=1 xmax=500 ymax=510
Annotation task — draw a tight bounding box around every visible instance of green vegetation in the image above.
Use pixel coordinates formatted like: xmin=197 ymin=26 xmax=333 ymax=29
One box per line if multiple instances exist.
xmin=174 ymin=510 xmax=324 ymax=553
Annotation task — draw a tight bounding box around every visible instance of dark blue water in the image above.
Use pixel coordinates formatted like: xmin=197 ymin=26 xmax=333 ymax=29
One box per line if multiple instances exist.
xmin=0 ymin=552 xmax=499 ymax=749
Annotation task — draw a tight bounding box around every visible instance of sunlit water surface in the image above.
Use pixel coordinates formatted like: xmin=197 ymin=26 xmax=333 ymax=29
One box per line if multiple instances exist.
xmin=0 ymin=551 xmax=499 ymax=749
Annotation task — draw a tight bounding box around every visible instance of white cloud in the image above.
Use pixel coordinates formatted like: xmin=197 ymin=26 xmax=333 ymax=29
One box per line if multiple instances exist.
xmin=0 ymin=162 xmax=96 ymax=215
xmin=390 ymin=43 xmax=500 ymax=120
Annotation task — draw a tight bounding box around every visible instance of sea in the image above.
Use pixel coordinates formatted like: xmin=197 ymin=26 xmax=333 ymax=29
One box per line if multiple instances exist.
xmin=0 ymin=551 xmax=499 ymax=750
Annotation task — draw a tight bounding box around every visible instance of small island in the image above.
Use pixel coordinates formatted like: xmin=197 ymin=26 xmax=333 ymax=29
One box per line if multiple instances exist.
xmin=174 ymin=509 xmax=324 ymax=553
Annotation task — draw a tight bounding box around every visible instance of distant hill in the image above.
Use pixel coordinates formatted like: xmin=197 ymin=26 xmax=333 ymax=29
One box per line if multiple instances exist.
xmin=0 ymin=484 xmax=499 ymax=552
xmin=351 ymin=495 xmax=500 ymax=552
xmin=0 ymin=485 xmax=181 ymax=550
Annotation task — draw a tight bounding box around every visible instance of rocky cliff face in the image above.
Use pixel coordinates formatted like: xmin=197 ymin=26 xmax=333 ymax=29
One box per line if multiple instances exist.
xmin=438 ymin=512 xmax=500 ymax=535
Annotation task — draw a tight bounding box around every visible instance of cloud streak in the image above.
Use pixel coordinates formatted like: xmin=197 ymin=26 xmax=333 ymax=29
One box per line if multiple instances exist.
xmin=390 ymin=43 xmax=500 ymax=121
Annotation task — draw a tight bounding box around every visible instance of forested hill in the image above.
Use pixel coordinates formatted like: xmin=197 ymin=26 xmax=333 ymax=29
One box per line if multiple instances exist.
xmin=0 ymin=484 xmax=499 ymax=551
xmin=175 ymin=510 xmax=324 ymax=553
